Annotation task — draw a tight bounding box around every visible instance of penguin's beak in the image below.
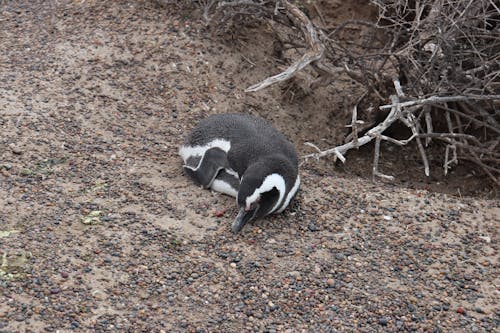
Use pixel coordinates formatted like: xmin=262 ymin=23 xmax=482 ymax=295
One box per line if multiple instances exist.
xmin=232 ymin=206 xmax=258 ymax=233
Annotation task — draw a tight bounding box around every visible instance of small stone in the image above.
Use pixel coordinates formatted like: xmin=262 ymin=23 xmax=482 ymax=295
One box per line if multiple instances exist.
xmin=269 ymin=302 xmax=278 ymax=311
xmin=478 ymin=236 xmax=491 ymax=243
xmin=92 ymin=289 xmax=107 ymax=300
xmin=457 ymin=307 xmax=466 ymax=315
xmin=326 ymin=278 xmax=335 ymax=287
xmin=230 ymin=262 xmax=237 ymax=268
xmin=50 ymin=288 xmax=61 ymax=294
xmin=308 ymin=223 xmax=319 ymax=232
xmin=116 ymin=303 xmax=126 ymax=310
xmin=9 ymin=144 xmax=22 ymax=154
xmin=379 ymin=316 xmax=388 ymax=326
xmin=60 ymin=271 xmax=69 ymax=278
xmin=474 ymin=307 xmax=485 ymax=314
xmin=214 ymin=209 xmax=225 ymax=217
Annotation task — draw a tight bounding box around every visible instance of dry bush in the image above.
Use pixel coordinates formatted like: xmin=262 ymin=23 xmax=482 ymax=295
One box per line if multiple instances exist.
xmin=164 ymin=0 xmax=500 ymax=185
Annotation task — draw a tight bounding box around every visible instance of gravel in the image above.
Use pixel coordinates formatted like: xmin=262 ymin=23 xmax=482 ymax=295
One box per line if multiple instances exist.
xmin=0 ymin=1 xmax=498 ymax=332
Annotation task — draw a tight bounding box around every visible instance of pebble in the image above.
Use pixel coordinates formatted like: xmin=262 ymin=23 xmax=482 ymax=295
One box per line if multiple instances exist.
xmin=214 ymin=209 xmax=225 ymax=217
xmin=378 ymin=316 xmax=388 ymax=326
xmin=229 ymin=262 xmax=237 ymax=268
xmin=473 ymin=307 xmax=485 ymax=314
xmin=326 ymin=278 xmax=335 ymax=287
xmin=9 ymin=144 xmax=22 ymax=154
xmin=50 ymin=288 xmax=61 ymax=294
xmin=478 ymin=235 xmax=491 ymax=243
xmin=92 ymin=289 xmax=107 ymax=300
xmin=308 ymin=223 xmax=319 ymax=232
xmin=115 ymin=303 xmax=126 ymax=310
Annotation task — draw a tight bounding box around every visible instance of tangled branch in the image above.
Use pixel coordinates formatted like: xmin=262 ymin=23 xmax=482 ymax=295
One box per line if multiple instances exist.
xmin=201 ymin=0 xmax=500 ymax=185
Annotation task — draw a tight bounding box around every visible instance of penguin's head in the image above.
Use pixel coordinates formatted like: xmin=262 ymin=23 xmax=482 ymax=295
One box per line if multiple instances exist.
xmin=232 ymin=157 xmax=292 ymax=233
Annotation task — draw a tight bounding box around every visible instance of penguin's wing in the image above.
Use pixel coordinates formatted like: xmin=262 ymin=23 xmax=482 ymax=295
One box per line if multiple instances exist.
xmin=210 ymin=169 xmax=240 ymax=197
xmin=183 ymin=147 xmax=229 ymax=188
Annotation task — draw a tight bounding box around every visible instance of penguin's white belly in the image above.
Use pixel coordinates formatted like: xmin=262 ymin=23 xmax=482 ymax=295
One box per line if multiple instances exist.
xmin=211 ymin=178 xmax=238 ymax=197
xmin=210 ymin=168 xmax=240 ymax=197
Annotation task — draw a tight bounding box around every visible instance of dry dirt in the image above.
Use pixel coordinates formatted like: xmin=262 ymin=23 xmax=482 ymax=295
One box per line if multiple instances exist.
xmin=0 ymin=1 xmax=498 ymax=332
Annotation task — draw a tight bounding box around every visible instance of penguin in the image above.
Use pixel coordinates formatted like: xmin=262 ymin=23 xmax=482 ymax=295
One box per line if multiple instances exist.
xmin=179 ymin=113 xmax=300 ymax=233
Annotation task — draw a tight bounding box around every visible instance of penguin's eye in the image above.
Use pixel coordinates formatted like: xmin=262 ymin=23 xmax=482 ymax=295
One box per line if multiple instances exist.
xmin=245 ymin=196 xmax=260 ymax=211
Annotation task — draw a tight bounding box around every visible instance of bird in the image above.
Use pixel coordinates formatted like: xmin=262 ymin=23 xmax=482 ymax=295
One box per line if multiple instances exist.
xmin=179 ymin=113 xmax=300 ymax=233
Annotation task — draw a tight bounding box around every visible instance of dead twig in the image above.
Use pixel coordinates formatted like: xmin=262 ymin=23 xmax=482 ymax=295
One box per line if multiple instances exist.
xmin=201 ymin=0 xmax=500 ymax=185
xmin=379 ymin=95 xmax=500 ymax=111
xmin=245 ymin=0 xmax=324 ymax=92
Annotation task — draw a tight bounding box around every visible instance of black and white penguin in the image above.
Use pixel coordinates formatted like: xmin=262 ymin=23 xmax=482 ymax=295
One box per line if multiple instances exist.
xmin=179 ymin=113 xmax=300 ymax=233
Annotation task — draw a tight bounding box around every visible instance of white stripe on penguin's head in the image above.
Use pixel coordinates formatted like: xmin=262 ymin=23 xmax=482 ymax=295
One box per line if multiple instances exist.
xmin=244 ymin=173 xmax=286 ymax=214
xmin=276 ymin=174 xmax=300 ymax=213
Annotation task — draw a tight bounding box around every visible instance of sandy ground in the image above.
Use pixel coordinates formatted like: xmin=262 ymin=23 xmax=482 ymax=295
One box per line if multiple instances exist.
xmin=0 ymin=1 xmax=498 ymax=332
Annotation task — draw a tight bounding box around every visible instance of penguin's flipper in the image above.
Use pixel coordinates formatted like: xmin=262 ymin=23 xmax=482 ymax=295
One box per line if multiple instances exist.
xmin=183 ymin=147 xmax=228 ymax=188
xmin=210 ymin=169 xmax=240 ymax=197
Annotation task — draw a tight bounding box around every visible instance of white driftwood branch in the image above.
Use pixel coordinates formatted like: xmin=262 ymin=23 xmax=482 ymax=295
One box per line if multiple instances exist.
xmin=444 ymin=144 xmax=458 ymax=175
xmin=393 ymin=78 xmax=404 ymax=97
xmin=423 ymin=105 xmax=433 ymax=146
xmin=350 ymin=103 xmax=359 ymax=148
xmin=372 ymin=135 xmax=395 ymax=181
xmin=245 ymin=0 xmax=324 ymax=92
xmin=304 ymin=94 xmax=402 ymax=161
xmin=302 ymin=79 xmax=493 ymax=180
xmin=400 ymin=113 xmax=430 ymax=176
xmin=379 ymin=94 xmax=500 ymax=110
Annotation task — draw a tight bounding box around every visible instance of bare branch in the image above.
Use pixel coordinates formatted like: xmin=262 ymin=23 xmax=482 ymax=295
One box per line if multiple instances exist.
xmin=380 ymin=95 xmax=500 ymax=111
xmin=372 ymin=136 xmax=395 ymax=181
xmin=201 ymin=0 xmax=500 ymax=185
xmin=245 ymin=0 xmax=324 ymax=92
xmin=304 ymin=94 xmax=402 ymax=162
